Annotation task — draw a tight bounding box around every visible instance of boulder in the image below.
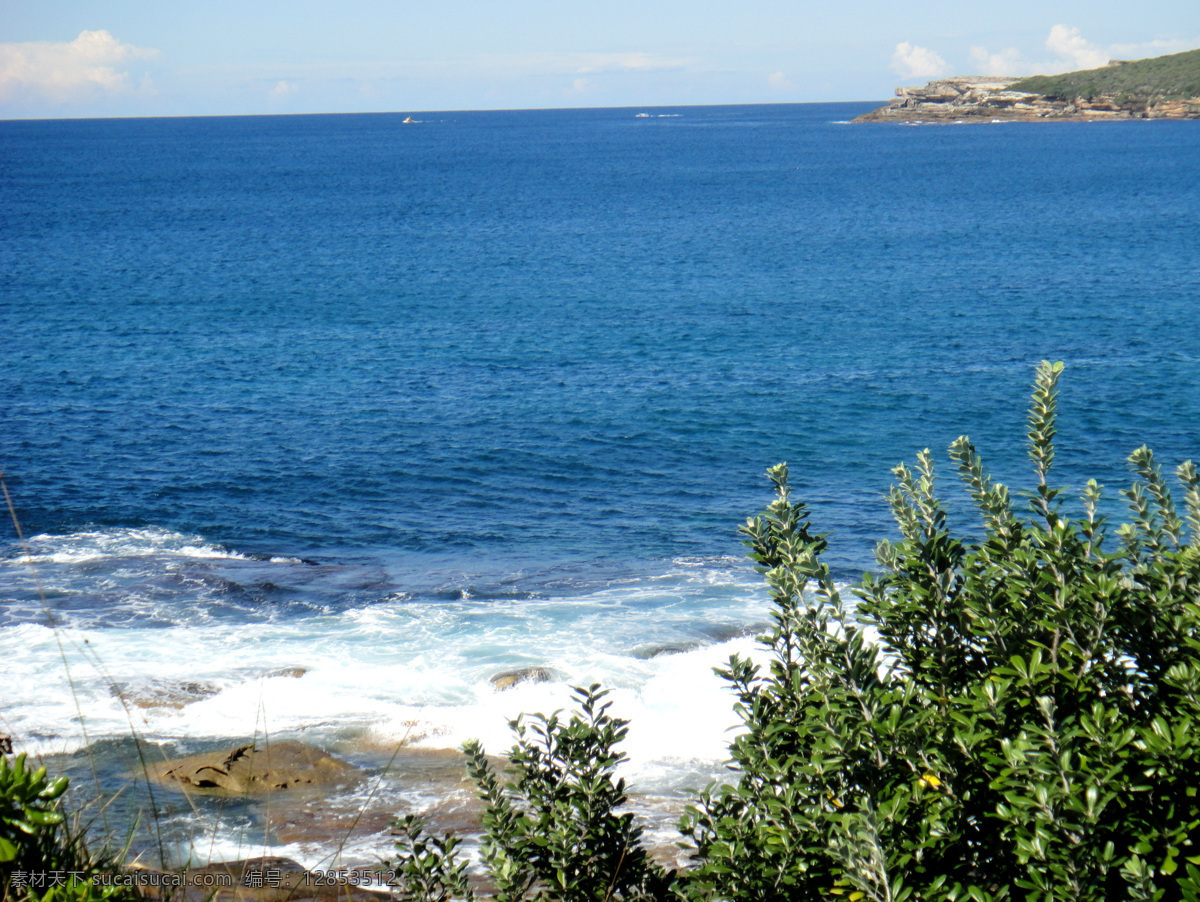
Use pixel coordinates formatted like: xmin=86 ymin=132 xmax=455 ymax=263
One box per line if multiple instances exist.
xmin=112 ymin=680 xmax=221 ymax=710
xmin=701 ymin=621 xmax=772 ymax=643
xmin=630 ymin=641 xmax=701 ymax=660
xmin=147 ymin=740 xmax=360 ymax=796
xmin=490 ymin=666 xmax=556 ymax=691
xmin=112 ymin=669 xmax=306 ymax=711
xmin=630 ymin=622 xmax=771 ymax=658
xmin=264 ymin=666 xmax=308 ymax=679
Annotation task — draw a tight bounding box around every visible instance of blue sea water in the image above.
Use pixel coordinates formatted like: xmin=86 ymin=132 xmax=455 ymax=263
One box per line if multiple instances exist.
xmin=2 ymin=103 xmax=1199 ymax=864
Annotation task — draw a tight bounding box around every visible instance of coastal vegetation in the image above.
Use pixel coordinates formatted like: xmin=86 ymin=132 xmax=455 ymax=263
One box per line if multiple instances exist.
xmin=1 ymin=752 xmax=134 ymax=902
xmin=679 ymin=361 xmax=1200 ymax=899
xmin=389 ymin=686 xmax=673 ymax=902
xmin=855 ymin=46 xmax=1200 ymax=121
xmin=1008 ymin=47 xmax=1200 ymax=102
xmin=393 ymin=361 xmax=1200 ymax=899
xmin=8 ymin=361 xmax=1200 ymax=899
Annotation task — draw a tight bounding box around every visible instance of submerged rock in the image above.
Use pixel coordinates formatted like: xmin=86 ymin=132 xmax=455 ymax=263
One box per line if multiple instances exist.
xmin=489 ymin=666 xmax=556 ymax=691
xmin=630 ymin=641 xmax=702 ymax=659
xmin=630 ymin=622 xmax=770 ymax=658
xmin=111 ymin=680 xmax=221 ymax=710
xmin=111 ymin=668 xmax=306 ymax=711
xmin=266 ymin=747 xmax=484 ymax=845
xmin=147 ymin=740 xmax=360 ymax=796
xmin=264 ymin=666 xmax=308 ymax=679
xmin=700 ymin=621 xmax=772 ymax=643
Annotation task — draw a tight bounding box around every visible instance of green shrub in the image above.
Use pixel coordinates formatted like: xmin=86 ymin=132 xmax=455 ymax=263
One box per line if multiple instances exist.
xmin=391 ymin=360 xmax=1200 ymax=899
xmin=1 ymin=753 xmax=133 ymax=902
xmin=682 ymin=361 xmax=1200 ymax=900
xmin=389 ymin=684 xmax=675 ymax=901
xmin=388 ymin=814 xmax=476 ymax=902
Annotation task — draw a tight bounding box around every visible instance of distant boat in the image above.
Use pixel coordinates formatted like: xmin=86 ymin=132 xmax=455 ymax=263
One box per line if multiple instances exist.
xmin=635 ymin=113 xmax=650 ymax=118
xmin=402 ymin=116 xmax=417 ymax=124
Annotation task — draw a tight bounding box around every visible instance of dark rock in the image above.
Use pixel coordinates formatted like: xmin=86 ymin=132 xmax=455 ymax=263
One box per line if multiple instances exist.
xmin=630 ymin=622 xmax=771 ymax=658
xmin=264 ymin=666 xmax=308 ymax=679
xmin=147 ymin=740 xmax=360 ymax=796
xmin=259 ymin=747 xmax=493 ymax=849
xmin=489 ymin=666 xmax=556 ymax=691
xmin=700 ymin=621 xmax=773 ymax=643
xmin=112 ymin=680 xmax=221 ymax=710
xmin=630 ymin=641 xmax=702 ymax=659
xmin=112 ymin=670 xmax=306 ymax=711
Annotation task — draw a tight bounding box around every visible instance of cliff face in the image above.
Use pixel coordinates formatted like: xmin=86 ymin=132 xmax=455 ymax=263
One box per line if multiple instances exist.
xmin=854 ymin=75 xmax=1200 ymax=122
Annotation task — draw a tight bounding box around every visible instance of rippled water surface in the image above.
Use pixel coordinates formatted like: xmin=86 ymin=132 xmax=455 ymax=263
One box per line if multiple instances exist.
xmin=2 ymin=103 xmax=1199 ymax=865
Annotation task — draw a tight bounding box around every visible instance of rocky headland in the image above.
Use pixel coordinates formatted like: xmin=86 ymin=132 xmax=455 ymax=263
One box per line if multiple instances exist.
xmin=855 ymin=47 xmax=1200 ymax=122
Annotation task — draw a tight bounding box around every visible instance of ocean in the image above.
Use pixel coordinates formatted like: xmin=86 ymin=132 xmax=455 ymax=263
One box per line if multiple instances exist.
xmin=2 ymin=102 xmax=1199 ymax=867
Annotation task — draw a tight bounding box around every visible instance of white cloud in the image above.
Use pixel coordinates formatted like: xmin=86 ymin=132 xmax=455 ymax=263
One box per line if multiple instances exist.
xmin=0 ymin=30 xmax=158 ymax=104
xmin=964 ymin=27 xmax=1200 ymax=80
xmin=767 ymin=71 xmax=793 ymax=91
xmin=969 ymin=45 xmax=1026 ymax=76
xmin=571 ymin=77 xmax=594 ymax=94
xmin=1044 ymin=25 xmax=1110 ymax=71
xmin=572 ymin=53 xmax=689 ymax=75
xmin=1108 ymin=37 xmax=1198 ymax=60
xmin=269 ymin=79 xmax=299 ymax=100
xmin=891 ymin=42 xmax=947 ymax=80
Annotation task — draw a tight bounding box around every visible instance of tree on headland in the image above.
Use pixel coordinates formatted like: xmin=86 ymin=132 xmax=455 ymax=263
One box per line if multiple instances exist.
xmin=1007 ymin=47 xmax=1200 ymax=102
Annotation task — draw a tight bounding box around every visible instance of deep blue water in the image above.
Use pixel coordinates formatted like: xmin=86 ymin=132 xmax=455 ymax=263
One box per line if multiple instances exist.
xmin=5 ymin=104 xmax=1197 ymax=579
xmin=3 ymin=101 xmax=1199 ymax=866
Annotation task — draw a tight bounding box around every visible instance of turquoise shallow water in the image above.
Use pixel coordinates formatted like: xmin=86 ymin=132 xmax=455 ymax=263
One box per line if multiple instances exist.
xmin=1 ymin=103 xmax=1199 ymax=864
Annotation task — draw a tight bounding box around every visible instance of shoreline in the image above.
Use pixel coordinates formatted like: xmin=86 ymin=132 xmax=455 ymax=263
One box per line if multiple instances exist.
xmin=853 ymin=75 xmax=1200 ymax=123
xmin=43 ymin=731 xmax=705 ymax=879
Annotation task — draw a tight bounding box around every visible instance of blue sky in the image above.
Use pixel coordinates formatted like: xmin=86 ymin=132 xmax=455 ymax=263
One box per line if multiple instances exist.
xmin=2 ymin=0 xmax=1198 ymax=118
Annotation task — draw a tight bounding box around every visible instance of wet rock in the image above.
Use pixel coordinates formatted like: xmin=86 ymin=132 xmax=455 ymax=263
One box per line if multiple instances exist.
xmin=489 ymin=666 xmax=557 ymax=691
xmin=226 ymin=665 xmax=310 ymax=683
xmin=264 ymin=666 xmax=308 ymax=679
xmin=630 ymin=622 xmax=770 ymax=659
xmin=265 ymin=747 xmax=486 ymax=846
xmin=330 ymin=720 xmax=449 ymax=752
xmin=112 ymin=680 xmax=221 ymax=710
xmin=630 ymin=641 xmax=702 ymax=659
xmin=113 ymin=669 xmax=306 ymax=711
xmin=147 ymin=740 xmax=360 ymax=796
xmin=700 ymin=621 xmax=772 ymax=643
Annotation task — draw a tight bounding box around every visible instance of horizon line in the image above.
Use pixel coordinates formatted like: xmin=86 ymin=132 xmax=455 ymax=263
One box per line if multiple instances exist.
xmin=0 ymin=98 xmax=886 ymax=124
